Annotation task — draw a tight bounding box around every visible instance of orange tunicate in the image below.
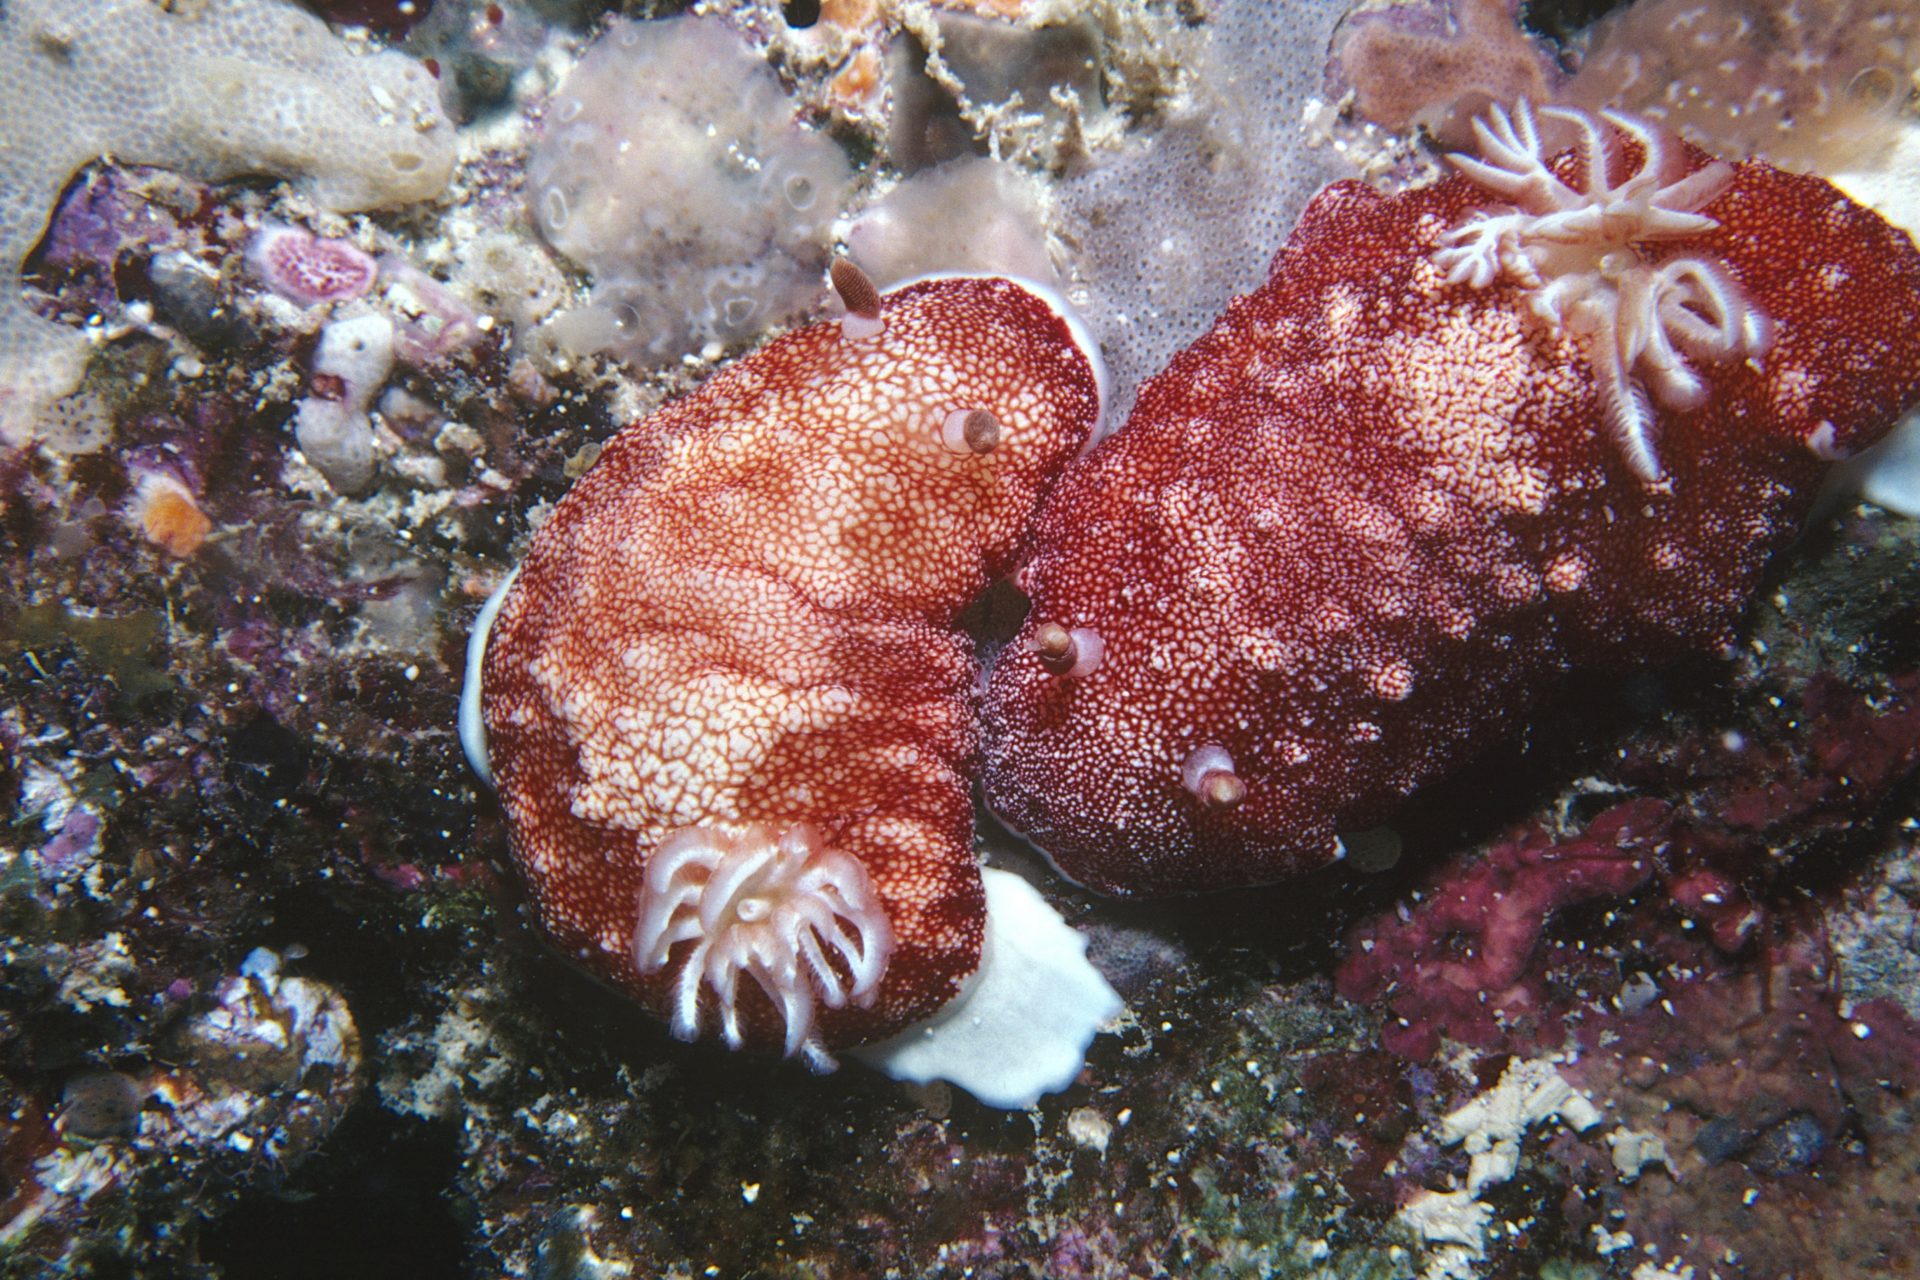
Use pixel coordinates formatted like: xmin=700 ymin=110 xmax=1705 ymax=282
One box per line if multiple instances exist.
xmin=132 ymin=473 xmax=212 ymax=558
xmin=828 ymin=45 xmax=883 ymax=114
xmin=819 ymin=0 xmax=880 ymax=27
xmin=935 ymin=0 xmax=1033 ymax=17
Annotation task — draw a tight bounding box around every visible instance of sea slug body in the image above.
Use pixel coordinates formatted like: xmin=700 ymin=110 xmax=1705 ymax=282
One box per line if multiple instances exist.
xmin=981 ymin=104 xmax=1920 ymax=897
xmin=466 ymin=271 xmax=1111 ymax=1094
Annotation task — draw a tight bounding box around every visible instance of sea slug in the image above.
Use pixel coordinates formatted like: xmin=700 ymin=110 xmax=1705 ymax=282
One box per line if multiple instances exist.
xmin=463 ymin=267 xmax=1118 ymax=1103
xmin=981 ymin=103 xmax=1920 ymax=896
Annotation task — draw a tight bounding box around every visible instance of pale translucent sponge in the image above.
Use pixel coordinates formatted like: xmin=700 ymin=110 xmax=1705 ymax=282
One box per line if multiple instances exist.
xmin=846 ymin=157 xmax=1059 ymax=291
xmin=0 ymin=0 xmax=456 ymax=442
xmin=1055 ymin=0 xmax=1351 ymax=422
xmin=527 ymin=16 xmax=853 ymax=367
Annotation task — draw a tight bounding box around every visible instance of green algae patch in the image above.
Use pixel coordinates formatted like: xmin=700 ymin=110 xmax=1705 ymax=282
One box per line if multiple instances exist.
xmin=2 ymin=602 xmax=170 ymax=701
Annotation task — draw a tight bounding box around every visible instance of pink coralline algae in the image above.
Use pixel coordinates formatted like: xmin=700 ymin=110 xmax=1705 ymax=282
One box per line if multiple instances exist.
xmin=245 ymin=222 xmax=378 ymax=307
xmin=1336 ymin=671 xmax=1920 ymax=1060
xmin=1335 ymin=800 xmax=1661 ymax=1059
xmin=1554 ymin=928 xmax=1920 ymax=1277
xmin=981 ymin=105 xmax=1920 ymax=897
xmin=473 ymin=273 xmax=1101 ymax=1068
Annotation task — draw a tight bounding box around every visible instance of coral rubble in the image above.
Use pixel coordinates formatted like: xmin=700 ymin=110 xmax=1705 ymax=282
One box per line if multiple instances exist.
xmin=0 ymin=0 xmax=455 ymax=442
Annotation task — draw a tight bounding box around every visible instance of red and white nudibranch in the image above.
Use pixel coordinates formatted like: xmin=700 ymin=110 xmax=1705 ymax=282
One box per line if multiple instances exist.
xmin=461 ymin=268 xmax=1119 ymax=1106
xmin=982 ymin=104 xmax=1920 ymax=897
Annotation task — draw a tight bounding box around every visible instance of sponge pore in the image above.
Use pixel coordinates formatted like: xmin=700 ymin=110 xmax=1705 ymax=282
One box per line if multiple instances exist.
xmin=1053 ymin=0 xmax=1350 ymax=422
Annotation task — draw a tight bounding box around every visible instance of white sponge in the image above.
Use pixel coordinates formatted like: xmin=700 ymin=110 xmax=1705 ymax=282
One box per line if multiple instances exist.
xmin=853 ymin=868 xmax=1123 ymax=1109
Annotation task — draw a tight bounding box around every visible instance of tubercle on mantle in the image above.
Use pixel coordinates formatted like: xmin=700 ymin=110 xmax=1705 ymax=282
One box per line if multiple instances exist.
xmin=1029 ymin=621 xmax=1104 ymax=678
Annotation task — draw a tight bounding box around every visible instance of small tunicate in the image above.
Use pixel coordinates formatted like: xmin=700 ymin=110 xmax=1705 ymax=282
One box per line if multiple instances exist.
xmin=543 ymin=186 xmax=570 ymax=232
xmin=1615 ymin=971 xmax=1661 ymax=1014
xmin=293 ymin=313 xmax=394 ymax=494
xmin=1693 ymin=1115 xmax=1752 ymax=1165
xmin=60 ymin=1071 xmax=145 ymax=1140
xmin=1747 ymin=1112 xmax=1826 ymax=1176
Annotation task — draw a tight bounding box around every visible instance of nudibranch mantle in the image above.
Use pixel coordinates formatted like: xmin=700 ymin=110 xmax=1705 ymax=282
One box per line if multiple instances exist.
xmin=982 ymin=106 xmax=1920 ymax=898
xmin=465 ymin=272 xmax=1119 ymax=1105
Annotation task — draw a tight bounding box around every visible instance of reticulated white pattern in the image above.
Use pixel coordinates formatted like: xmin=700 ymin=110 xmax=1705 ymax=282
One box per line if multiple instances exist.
xmin=632 ymin=822 xmax=893 ymax=1071
xmin=1434 ymin=101 xmax=1773 ymax=484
